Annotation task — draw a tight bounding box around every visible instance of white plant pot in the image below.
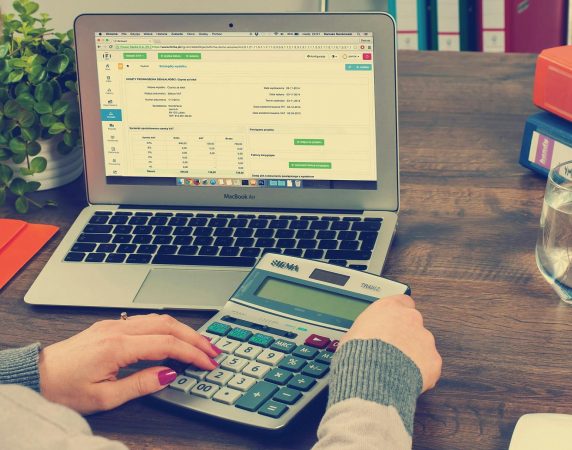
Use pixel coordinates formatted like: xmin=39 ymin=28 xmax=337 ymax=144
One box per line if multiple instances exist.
xmin=6 ymin=136 xmax=83 ymax=191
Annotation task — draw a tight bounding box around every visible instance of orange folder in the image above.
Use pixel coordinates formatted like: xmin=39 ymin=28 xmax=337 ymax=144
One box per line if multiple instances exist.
xmin=0 ymin=219 xmax=59 ymax=289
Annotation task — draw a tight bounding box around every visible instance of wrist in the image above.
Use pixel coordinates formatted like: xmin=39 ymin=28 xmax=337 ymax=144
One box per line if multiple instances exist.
xmin=0 ymin=343 xmax=42 ymax=391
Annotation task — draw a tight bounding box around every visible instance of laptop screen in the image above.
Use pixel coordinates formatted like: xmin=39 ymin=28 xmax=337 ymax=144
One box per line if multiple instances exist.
xmin=95 ymin=31 xmax=376 ymax=191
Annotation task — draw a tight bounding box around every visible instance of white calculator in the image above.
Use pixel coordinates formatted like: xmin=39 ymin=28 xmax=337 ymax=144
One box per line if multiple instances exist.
xmin=153 ymin=254 xmax=409 ymax=430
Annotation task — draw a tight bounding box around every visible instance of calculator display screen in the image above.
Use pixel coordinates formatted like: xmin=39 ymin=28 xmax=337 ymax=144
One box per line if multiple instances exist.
xmin=255 ymin=277 xmax=370 ymax=321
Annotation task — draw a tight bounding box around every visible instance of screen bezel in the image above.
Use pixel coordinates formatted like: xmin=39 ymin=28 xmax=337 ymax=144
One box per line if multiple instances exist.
xmin=74 ymin=13 xmax=399 ymax=211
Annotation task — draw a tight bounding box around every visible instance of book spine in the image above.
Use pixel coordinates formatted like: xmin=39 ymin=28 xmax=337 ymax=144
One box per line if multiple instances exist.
xmin=436 ymin=0 xmax=461 ymax=51
xmin=428 ymin=0 xmax=439 ymax=50
xmin=534 ymin=51 xmax=572 ymax=122
xmin=479 ymin=0 xmax=506 ymax=52
xmin=394 ymin=0 xmax=422 ymax=50
xmin=459 ymin=0 xmax=477 ymax=51
xmin=417 ymin=0 xmax=428 ymax=50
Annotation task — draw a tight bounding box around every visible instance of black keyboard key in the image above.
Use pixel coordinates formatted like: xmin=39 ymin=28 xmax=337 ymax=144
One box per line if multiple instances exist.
xmin=352 ymin=221 xmax=382 ymax=231
xmin=262 ymin=248 xmax=282 ymax=256
xmin=301 ymin=215 xmax=319 ymax=220
xmin=279 ymin=215 xmax=297 ymax=220
xmin=137 ymin=245 xmax=157 ymax=254
xmin=114 ymin=211 xmax=132 ymax=216
xmin=241 ymin=247 xmax=261 ymax=258
xmin=317 ymin=230 xmax=336 ymax=240
xmin=325 ymin=250 xmax=372 ymax=260
xmin=173 ymin=236 xmax=192 ymax=245
xmin=109 ymin=216 xmax=129 ymax=225
xmin=78 ymin=233 xmax=112 ymax=243
xmin=153 ymin=226 xmax=173 ymax=235
xmin=89 ymin=215 xmax=109 ymax=224
xmin=277 ymin=239 xmax=296 ymax=248
xmin=112 ymin=234 xmax=132 ymax=244
xmin=360 ymin=231 xmax=379 ymax=242
xmin=339 ymin=240 xmax=359 ymax=250
xmin=173 ymin=227 xmax=193 ymax=236
xmin=85 ymin=253 xmax=105 ymax=262
xmin=189 ymin=218 xmax=208 ymax=226
xmin=258 ymin=214 xmax=276 ymax=219
xmin=255 ymin=229 xmax=274 ymax=238
xmin=364 ymin=217 xmax=383 ymax=222
xmin=310 ymin=221 xmax=329 ymax=230
xmin=196 ymin=213 xmax=214 ymax=218
xmin=329 ymin=259 xmax=347 ymax=266
xmin=276 ymin=229 xmax=295 ymax=239
xmin=128 ymin=216 xmax=148 ymax=225
xmin=135 ymin=212 xmax=153 ymax=216
xmin=132 ymin=235 xmax=152 ymax=244
xmin=283 ymin=249 xmax=303 ymax=257
xmin=126 ymin=253 xmax=152 ymax=264
xmin=338 ymin=231 xmax=357 ymax=241
xmin=133 ymin=226 xmax=152 ymax=234
xmin=296 ymin=230 xmax=316 ymax=239
xmin=331 ymin=221 xmax=350 ymax=231
xmin=349 ymin=264 xmax=368 ymax=271
xmin=96 ymin=243 xmax=116 ymax=253
xmin=290 ymin=220 xmax=308 ymax=230
xmin=220 ymin=247 xmax=240 ymax=256
xmin=153 ymin=235 xmax=173 ymax=245
xmin=113 ymin=225 xmax=133 ymax=234
xmin=217 ymin=213 xmax=235 ymax=218
xmin=297 ymin=240 xmax=316 ymax=249
xmin=342 ymin=217 xmax=362 ymax=221
xmin=94 ymin=211 xmax=112 ymax=215
xmin=208 ymin=218 xmax=228 ymax=228
xmin=149 ymin=216 xmax=168 ymax=226
xmin=169 ymin=217 xmax=188 ymax=226
xmin=234 ymin=228 xmax=254 ymax=238
xmin=249 ymin=219 xmax=268 ymax=228
xmin=318 ymin=240 xmax=338 ymax=250
xmin=214 ymin=237 xmax=234 ymax=246
xmin=193 ymin=227 xmax=213 ymax=237
xmin=117 ymin=244 xmax=137 ymax=253
xmin=237 ymin=214 xmax=255 ymax=218
xmin=65 ymin=252 xmax=85 ymax=262
xmin=214 ymin=228 xmax=233 ymax=237
xmin=158 ymin=245 xmax=177 ymax=255
xmin=269 ymin=219 xmax=288 ymax=229
xmin=361 ymin=241 xmax=376 ymax=251
xmin=236 ymin=237 xmax=254 ymax=247
xmin=194 ymin=236 xmax=213 ymax=246
xmin=155 ymin=212 xmax=173 ymax=217
xmin=71 ymin=243 xmax=96 ymax=252
xmin=304 ymin=249 xmax=324 ymax=259
xmin=322 ymin=216 xmax=340 ymax=221
xmin=175 ymin=212 xmax=194 ymax=217
xmin=229 ymin=218 xmax=248 ymax=227
xmin=106 ymin=253 xmax=126 ymax=263
xmin=256 ymin=238 xmax=276 ymax=248
xmin=153 ymin=255 xmax=256 ymax=267
xmin=179 ymin=245 xmax=199 ymax=255
xmin=199 ymin=246 xmax=220 ymax=256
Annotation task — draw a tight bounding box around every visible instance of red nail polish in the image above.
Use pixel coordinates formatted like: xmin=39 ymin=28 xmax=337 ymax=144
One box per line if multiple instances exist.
xmin=209 ymin=358 xmax=219 ymax=368
xmin=158 ymin=369 xmax=177 ymax=385
xmin=210 ymin=344 xmax=222 ymax=355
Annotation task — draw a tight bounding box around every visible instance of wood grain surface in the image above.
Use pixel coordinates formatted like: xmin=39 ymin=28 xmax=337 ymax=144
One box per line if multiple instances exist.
xmin=2 ymin=50 xmax=571 ymax=450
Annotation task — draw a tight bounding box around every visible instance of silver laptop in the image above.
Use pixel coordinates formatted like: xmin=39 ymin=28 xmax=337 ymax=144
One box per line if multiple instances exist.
xmin=25 ymin=12 xmax=399 ymax=310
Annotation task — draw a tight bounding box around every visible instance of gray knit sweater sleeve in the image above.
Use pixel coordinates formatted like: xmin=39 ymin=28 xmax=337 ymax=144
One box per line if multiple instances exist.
xmin=0 ymin=343 xmax=41 ymax=391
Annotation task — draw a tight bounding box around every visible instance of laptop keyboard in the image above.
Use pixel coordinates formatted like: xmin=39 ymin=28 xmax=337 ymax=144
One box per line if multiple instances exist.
xmin=64 ymin=211 xmax=381 ymax=270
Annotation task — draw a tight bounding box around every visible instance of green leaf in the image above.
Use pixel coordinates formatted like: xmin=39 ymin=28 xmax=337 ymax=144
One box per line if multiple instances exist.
xmin=14 ymin=82 xmax=30 ymax=96
xmin=63 ymin=129 xmax=78 ymax=147
xmin=21 ymin=126 xmax=39 ymax=142
xmin=19 ymin=167 xmax=33 ymax=176
xmin=30 ymin=156 xmax=46 ymax=173
xmin=50 ymin=79 xmax=62 ymax=100
xmin=17 ymin=109 xmax=36 ymax=128
xmin=48 ymin=121 xmax=65 ymax=135
xmin=0 ymin=187 xmax=5 ymax=206
xmin=25 ymin=180 xmax=40 ymax=192
xmin=27 ymin=65 xmax=46 ymax=85
xmin=0 ymin=164 xmax=13 ymax=184
xmin=34 ymin=101 xmax=51 ymax=114
xmin=63 ymin=110 xmax=80 ymax=129
xmin=0 ymin=43 xmax=9 ymax=59
xmin=46 ymin=54 xmax=69 ymax=74
xmin=12 ymin=2 xmax=26 ymax=15
xmin=64 ymin=80 xmax=77 ymax=93
xmin=16 ymin=93 xmax=35 ymax=110
xmin=40 ymin=113 xmax=57 ymax=127
xmin=52 ymin=99 xmax=68 ymax=116
xmin=10 ymin=177 xmax=26 ymax=195
xmin=42 ymin=40 xmax=57 ymax=54
xmin=0 ymin=149 xmax=10 ymax=160
xmin=11 ymin=58 xmax=27 ymax=69
xmin=4 ymin=100 xmax=21 ymax=119
xmin=11 ymin=152 xmax=25 ymax=164
xmin=26 ymin=140 xmax=40 ymax=155
xmin=34 ymin=82 xmax=53 ymax=103
xmin=24 ymin=2 xmax=39 ymax=15
xmin=67 ymin=29 xmax=74 ymax=43
xmin=9 ymin=137 xmax=26 ymax=153
xmin=15 ymin=195 xmax=29 ymax=213
xmin=6 ymin=70 xmax=24 ymax=84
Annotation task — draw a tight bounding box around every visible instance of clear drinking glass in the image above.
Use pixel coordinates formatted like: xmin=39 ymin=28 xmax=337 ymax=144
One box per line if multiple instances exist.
xmin=536 ymin=161 xmax=572 ymax=304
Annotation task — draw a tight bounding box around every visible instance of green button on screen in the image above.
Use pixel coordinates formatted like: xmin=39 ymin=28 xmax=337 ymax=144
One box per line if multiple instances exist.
xmin=289 ymin=162 xmax=332 ymax=169
xmin=294 ymin=139 xmax=324 ymax=145
xmin=123 ymin=52 xmax=147 ymax=59
xmin=158 ymin=53 xmax=202 ymax=60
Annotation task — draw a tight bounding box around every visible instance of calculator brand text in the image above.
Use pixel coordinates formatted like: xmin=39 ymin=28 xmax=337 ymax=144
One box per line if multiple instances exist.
xmin=361 ymin=282 xmax=380 ymax=292
xmin=270 ymin=259 xmax=300 ymax=272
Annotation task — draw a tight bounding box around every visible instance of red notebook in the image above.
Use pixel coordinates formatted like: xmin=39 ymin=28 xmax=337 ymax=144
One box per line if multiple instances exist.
xmin=477 ymin=0 xmax=567 ymax=53
xmin=533 ymin=45 xmax=572 ymax=122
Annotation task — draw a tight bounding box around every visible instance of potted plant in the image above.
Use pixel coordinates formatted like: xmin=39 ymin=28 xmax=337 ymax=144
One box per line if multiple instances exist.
xmin=0 ymin=0 xmax=82 ymax=213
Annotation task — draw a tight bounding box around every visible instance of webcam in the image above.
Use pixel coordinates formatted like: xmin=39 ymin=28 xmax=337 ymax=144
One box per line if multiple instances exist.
xmin=228 ymin=23 xmax=234 ymax=28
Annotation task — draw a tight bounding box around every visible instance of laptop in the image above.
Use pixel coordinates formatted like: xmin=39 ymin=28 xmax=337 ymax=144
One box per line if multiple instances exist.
xmin=25 ymin=12 xmax=399 ymax=310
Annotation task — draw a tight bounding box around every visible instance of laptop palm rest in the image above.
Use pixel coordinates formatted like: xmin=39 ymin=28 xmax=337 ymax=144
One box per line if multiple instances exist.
xmin=133 ymin=269 xmax=247 ymax=309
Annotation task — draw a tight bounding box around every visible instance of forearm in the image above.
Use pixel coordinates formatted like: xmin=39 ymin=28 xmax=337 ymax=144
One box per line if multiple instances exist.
xmin=0 ymin=343 xmax=41 ymax=391
xmin=313 ymin=339 xmax=423 ymax=450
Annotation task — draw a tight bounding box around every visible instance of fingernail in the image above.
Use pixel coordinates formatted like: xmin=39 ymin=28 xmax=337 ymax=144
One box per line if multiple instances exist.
xmin=203 ymin=336 xmax=212 ymax=342
xmin=210 ymin=344 xmax=222 ymax=355
xmin=158 ymin=369 xmax=177 ymax=385
xmin=209 ymin=358 xmax=219 ymax=368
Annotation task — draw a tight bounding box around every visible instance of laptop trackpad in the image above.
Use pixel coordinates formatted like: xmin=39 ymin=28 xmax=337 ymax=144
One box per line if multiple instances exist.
xmin=133 ymin=268 xmax=247 ymax=309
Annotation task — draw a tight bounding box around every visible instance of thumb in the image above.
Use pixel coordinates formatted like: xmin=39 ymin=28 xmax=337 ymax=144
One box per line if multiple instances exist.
xmin=95 ymin=366 xmax=177 ymax=410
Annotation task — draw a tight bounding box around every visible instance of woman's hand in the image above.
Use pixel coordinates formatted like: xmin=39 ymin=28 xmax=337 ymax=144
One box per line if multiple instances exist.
xmin=38 ymin=313 xmax=221 ymax=414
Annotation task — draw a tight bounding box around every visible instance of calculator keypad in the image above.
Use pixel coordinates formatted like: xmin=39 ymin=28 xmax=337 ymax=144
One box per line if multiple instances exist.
xmin=168 ymin=321 xmax=336 ymax=420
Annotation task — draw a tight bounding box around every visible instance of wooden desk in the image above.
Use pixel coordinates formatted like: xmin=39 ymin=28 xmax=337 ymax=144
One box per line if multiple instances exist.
xmin=2 ymin=51 xmax=571 ymax=450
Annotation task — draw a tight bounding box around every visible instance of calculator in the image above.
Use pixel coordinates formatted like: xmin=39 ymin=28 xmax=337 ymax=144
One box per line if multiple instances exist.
xmin=153 ymin=254 xmax=410 ymax=430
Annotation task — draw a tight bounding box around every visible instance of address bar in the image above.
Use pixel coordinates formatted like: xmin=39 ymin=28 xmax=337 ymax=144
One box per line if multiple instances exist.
xmin=114 ymin=44 xmax=360 ymax=50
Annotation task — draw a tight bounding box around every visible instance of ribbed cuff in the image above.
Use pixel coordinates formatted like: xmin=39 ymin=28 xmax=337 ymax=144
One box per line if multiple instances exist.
xmin=0 ymin=343 xmax=41 ymax=392
xmin=327 ymin=339 xmax=423 ymax=435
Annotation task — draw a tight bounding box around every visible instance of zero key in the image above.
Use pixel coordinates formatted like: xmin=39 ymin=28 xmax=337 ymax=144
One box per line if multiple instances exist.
xmin=305 ymin=334 xmax=331 ymax=349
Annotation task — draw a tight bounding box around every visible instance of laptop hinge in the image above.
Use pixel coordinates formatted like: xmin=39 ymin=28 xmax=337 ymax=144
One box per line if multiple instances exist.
xmin=117 ymin=205 xmax=365 ymax=214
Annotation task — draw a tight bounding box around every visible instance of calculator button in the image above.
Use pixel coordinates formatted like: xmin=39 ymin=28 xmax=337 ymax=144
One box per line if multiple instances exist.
xmin=220 ymin=355 xmax=249 ymax=373
xmin=228 ymin=374 xmax=257 ymax=391
xmin=288 ymin=374 xmax=316 ymax=392
xmin=227 ymin=327 xmax=253 ymax=342
xmin=273 ymin=387 xmax=302 ymax=405
xmin=265 ymin=368 xmax=294 ymax=386
xmin=234 ymin=343 xmax=264 ymax=360
xmin=212 ymin=387 xmax=242 ymax=405
xmin=256 ymin=349 xmax=285 ymax=366
xmin=278 ymin=356 xmax=306 ymax=372
xmin=258 ymin=400 xmax=288 ymax=419
xmin=304 ymin=334 xmax=331 ymax=349
xmin=316 ymin=351 xmax=334 ymax=365
xmin=243 ymin=362 xmax=272 ymax=379
xmin=248 ymin=333 xmax=275 ymax=348
xmin=302 ymin=362 xmax=329 ymax=378
xmin=270 ymin=339 xmax=297 ymax=354
xmin=206 ymin=369 xmax=235 ymax=386
xmin=213 ymin=353 xmax=227 ymax=364
xmin=191 ymin=381 xmax=220 ymax=399
xmin=216 ymin=338 xmax=241 ymax=354
xmin=169 ymin=375 xmax=197 ymax=393
xmin=202 ymin=333 xmax=220 ymax=344
xmin=206 ymin=322 xmax=231 ymax=336
xmin=184 ymin=366 xmax=209 ymax=380
xmin=235 ymin=381 xmax=279 ymax=412
xmin=293 ymin=345 xmax=319 ymax=359
xmin=326 ymin=340 xmax=339 ymax=352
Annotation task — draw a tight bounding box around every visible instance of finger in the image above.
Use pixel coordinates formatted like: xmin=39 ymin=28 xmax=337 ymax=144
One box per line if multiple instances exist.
xmin=118 ymin=314 xmax=219 ymax=357
xmin=120 ymin=334 xmax=218 ymax=370
xmin=381 ymin=294 xmax=416 ymax=309
xmin=93 ymin=366 xmax=177 ymax=411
